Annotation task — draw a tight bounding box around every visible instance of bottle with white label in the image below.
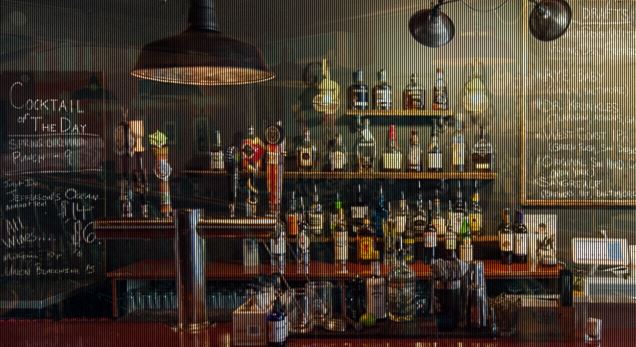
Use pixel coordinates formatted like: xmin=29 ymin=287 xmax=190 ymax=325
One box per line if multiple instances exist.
xmin=432 ymin=189 xmax=446 ymax=236
xmin=351 ymin=184 xmax=368 ymax=234
xmin=448 ymin=182 xmax=465 ymax=234
xmin=365 ymin=261 xmax=387 ymax=320
xmin=451 ymin=113 xmax=466 ymax=172
xmin=297 ymin=213 xmax=311 ymax=265
xmin=382 ymin=124 xmax=403 ymax=172
xmin=407 ymin=130 xmax=422 ymax=172
xmin=422 ymin=200 xmax=437 ymax=264
xmin=267 ymin=295 xmax=288 ymax=347
xmin=328 ymin=133 xmax=348 ymax=172
xmin=296 ymin=128 xmax=317 ymax=172
xmin=308 ymin=185 xmax=324 ymax=236
xmin=210 ymin=130 xmax=225 ymax=171
xmin=394 ymin=191 xmax=409 ymax=235
xmin=427 ymin=124 xmax=443 ymax=172
xmin=372 ymin=69 xmax=393 ymax=110
xmin=334 ymin=209 xmax=348 ymax=265
xmin=498 ymin=208 xmax=514 ymax=265
xmin=513 ymin=209 xmax=528 ymax=263
xmin=270 ymin=222 xmax=286 ymax=270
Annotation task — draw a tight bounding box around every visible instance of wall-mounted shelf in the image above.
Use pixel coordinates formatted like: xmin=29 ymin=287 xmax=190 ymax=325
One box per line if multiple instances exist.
xmin=345 ymin=109 xmax=453 ymax=117
xmin=182 ymin=170 xmax=496 ymax=180
xmin=288 ymin=235 xmax=498 ymax=244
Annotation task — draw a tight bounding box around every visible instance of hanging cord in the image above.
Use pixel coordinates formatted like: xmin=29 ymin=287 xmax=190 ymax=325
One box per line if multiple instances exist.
xmin=460 ymin=0 xmax=510 ymax=12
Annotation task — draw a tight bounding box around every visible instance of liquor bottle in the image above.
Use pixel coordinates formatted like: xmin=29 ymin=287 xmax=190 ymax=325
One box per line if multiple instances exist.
xmin=366 ymin=261 xmax=387 ymax=320
xmin=451 ymin=113 xmax=466 ymax=172
xmin=329 ymin=193 xmax=344 ymax=233
xmin=357 ymin=217 xmax=378 ymax=263
xmin=347 ymin=69 xmax=370 ymax=110
xmin=328 ymin=133 xmax=348 ymax=172
xmin=402 ymin=73 xmax=425 ymax=110
xmin=402 ymin=220 xmax=415 ymax=264
xmin=286 ymin=192 xmax=299 ymax=237
xmin=373 ymin=185 xmax=389 ymax=239
xmin=513 ymin=210 xmax=528 ymax=263
xmin=432 ymin=189 xmax=446 ymax=236
xmin=308 ymin=185 xmax=324 ymax=236
xmin=270 ymin=222 xmax=286 ymax=269
xmin=388 ymin=242 xmax=416 ymax=322
xmin=472 ymin=126 xmax=494 ymax=172
xmin=296 ymin=128 xmax=317 ymax=171
xmin=422 ymin=200 xmax=437 ymax=264
xmin=210 ymin=130 xmax=225 ymax=171
xmin=351 ymin=184 xmax=369 ymax=234
xmin=334 ymin=208 xmax=349 ymax=265
xmin=432 ymin=67 xmax=449 ymax=110
xmin=448 ymin=182 xmax=465 ymax=234
xmin=468 ymin=190 xmax=484 ymax=236
xmin=444 ymin=207 xmax=457 ymax=260
xmin=372 ymin=69 xmax=392 ymax=110
xmin=297 ymin=218 xmax=311 ymax=265
xmin=267 ymin=295 xmax=288 ymax=347
xmin=395 ymin=191 xmax=409 ymax=236
xmin=498 ymin=209 xmax=514 ymax=265
xmin=382 ymin=124 xmax=403 ymax=172
xmin=458 ymin=215 xmax=473 ymax=262
xmin=407 ymin=130 xmax=422 ymax=172
xmin=355 ymin=118 xmax=376 ymax=172
xmin=383 ymin=202 xmax=397 ymax=265
xmin=427 ymin=124 xmax=443 ymax=172
xmin=241 ymin=125 xmax=265 ymax=172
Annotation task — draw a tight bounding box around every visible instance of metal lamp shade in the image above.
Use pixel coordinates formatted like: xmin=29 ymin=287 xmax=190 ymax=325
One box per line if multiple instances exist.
xmin=529 ymin=0 xmax=572 ymax=41
xmin=409 ymin=8 xmax=455 ymax=48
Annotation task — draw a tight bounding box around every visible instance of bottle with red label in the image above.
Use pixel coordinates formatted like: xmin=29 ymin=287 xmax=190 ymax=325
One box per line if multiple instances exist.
xmin=240 ymin=125 xmax=265 ymax=173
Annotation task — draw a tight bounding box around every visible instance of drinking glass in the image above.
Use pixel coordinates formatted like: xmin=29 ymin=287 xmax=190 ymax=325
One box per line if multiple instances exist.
xmin=284 ymin=288 xmax=313 ymax=333
xmin=306 ymin=281 xmax=333 ymax=323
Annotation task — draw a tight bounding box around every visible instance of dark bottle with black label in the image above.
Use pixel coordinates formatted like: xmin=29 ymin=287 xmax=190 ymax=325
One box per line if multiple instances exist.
xmin=347 ymin=69 xmax=370 ymax=110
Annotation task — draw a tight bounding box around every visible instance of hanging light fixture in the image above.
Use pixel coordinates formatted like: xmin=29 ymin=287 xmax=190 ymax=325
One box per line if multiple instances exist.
xmin=528 ymin=0 xmax=572 ymax=41
xmin=131 ymin=0 xmax=274 ymax=86
xmin=408 ymin=0 xmax=455 ymax=48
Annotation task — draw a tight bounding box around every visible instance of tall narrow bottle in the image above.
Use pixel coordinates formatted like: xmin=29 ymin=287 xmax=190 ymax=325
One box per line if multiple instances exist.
xmin=351 ymin=184 xmax=368 ymax=234
xmin=286 ymin=192 xmax=299 ymax=237
xmin=382 ymin=125 xmax=403 ymax=172
xmin=297 ymin=216 xmax=311 ymax=265
xmin=422 ymin=200 xmax=437 ymax=264
xmin=432 ymin=68 xmax=449 ymax=110
xmin=328 ymin=133 xmax=348 ymax=172
xmin=372 ymin=69 xmax=393 ymax=110
xmin=498 ymin=209 xmax=514 ymax=265
xmin=432 ymin=190 xmax=446 ymax=236
xmin=513 ymin=210 xmax=528 ymax=263
xmin=267 ymin=295 xmax=288 ymax=347
xmin=468 ymin=190 xmax=484 ymax=236
xmin=308 ymin=185 xmax=324 ymax=236
xmin=383 ymin=202 xmax=397 ymax=265
xmin=444 ymin=204 xmax=457 ymax=260
xmin=296 ymin=128 xmax=317 ymax=171
xmin=407 ymin=130 xmax=422 ymax=172
xmin=395 ymin=191 xmax=409 ymax=236
xmin=403 ymin=73 xmax=425 ymax=110
xmin=449 ymin=182 xmax=465 ymax=234
xmin=427 ymin=124 xmax=443 ymax=172
xmin=472 ymin=126 xmax=494 ymax=172
xmin=270 ymin=222 xmax=286 ymax=270
xmin=241 ymin=125 xmax=264 ymax=172
xmin=388 ymin=245 xmax=416 ymax=322
xmin=347 ymin=69 xmax=370 ymax=110
xmin=355 ymin=118 xmax=376 ymax=172
xmin=458 ymin=215 xmax=473 ymax=262
xmin=210 ymin=130 xmax=225 ymax=171
xmin=330 ymin=193 xmax=344 ymax=234
xmin=373 ymin=185 xmax=389 ymax=240
xmin=366 ymin=261 xmax=387 ymax=320
xmin=334 ymin=209 xmax=349 ymax=265
xmin=451 ymin=113 xmax=466 ymax=172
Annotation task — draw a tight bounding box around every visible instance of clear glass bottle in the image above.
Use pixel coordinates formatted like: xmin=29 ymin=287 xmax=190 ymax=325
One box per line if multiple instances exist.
xmin=451 ymin=113 xmax=466 ymax=172
xmin=383 ymin=202 xmax=397 ymax=266
xmin=498 ymin=208 xmax=514 ymax=265
xmin=403 ymin=73 xmax=425 ymax=110
xmin=366 ymin=261 xmax=387 ymax=320
xmin=286 ymin=191 xmax=299 ymax=237
xmin=427 ymin=124 xmax=443 ymax=172
xmin=210 ymin=130 xmax=225 ymax=171
xmin=373 ymin=185 xmax=389 ymax=240
xmin=296 ymin=128 xmax=317 ymax=172
xmin=432 ymin=189 xmax=446 ymax=236
xmin=357 ymin=217 xmax=378 ymax=263
xmin=449 ymin=182 xmax=465 ymax=234
xmin=472 ymin=126 xmax=494 ymax=172
xmin=270 ymin=222 xmax=286 ymax=269
xmin=351 ymin=184 xmax=369 ymax=234
xmin=432 ymin=67 xmax=449 ymax=110
xmin=297 ymin=218 xmax=311 ymax=265
xmin=308 ymin=185 xmax=324 ymax=236
xmin=329 ymin=193 xmax=343 ymax=234
xmin=407 ymin=130 xmax=422 ymax=172
xmin=382 ymin=124 xmax=403 ymax=172
xmin=372 ymin=69 xmax=393 ymax=110
xmin=328 ymin=133 xmax=348 ymax=172
xmin=347 ymin=69 xmax=370 ymax=110
xmin=422 ymin=200 xmax=437 ymax=264
xmin=513 ymin=209 xmax=528 ymax=263
xmin=458 ymin=215 xmax=473 ymax=262
xmin=395 ymin=191 xmax=409 ymax=236
xmin=388 ymin=245 xmax=416 ymax=322
xmin=468 ymin=190 xmax=484 ymax=236
xmin=401 ymin=193 xmax=415 ymax=264
xmin=444 ymin=210 xmax=457 ymax=260
xmin=355 ymin=118 xmax=376 ymax=172
xmin=334 ymin=208 xmax=348 ymax=265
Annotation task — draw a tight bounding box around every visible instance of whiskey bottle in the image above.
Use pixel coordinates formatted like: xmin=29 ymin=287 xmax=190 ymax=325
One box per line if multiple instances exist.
xmin=296 ymin=128 xmax=317 ymax=171
xmin=402 ymin=73 xmax=425 ymax=110
xmin=394 ymin=191 xmax=409 ymax=235
xmin=444 ymin=213 xmax=457 ymax=260
xmin=422 ymin=200 xmax=437 ymax=264
xmin=329 ymin=193 xmax=344 ymax=233
xmin=498 ymin=208 xmax=514 ymax=265
xmin=468 ymin=190 xmax=484 ymax=236
xmin=382 ymin=124 xmax=403 ymax=172
xmin=432 ymin=189 xmax=446 ymax=236
xmin=366 ymin=261 xmax=387 ymax=320
xmin=334 ymin=208 xmax=349 ymax=265
xmin=355 ymin=118 xmax=376 ymax=172
xmin=210 ymin=130 xmax=225 ymax=171
xmin=270 ymin=222 xmax=286 ymax=269
xmin=451 ymin=113 xmax=466 ymax=172
xmin=373 ymin=185 xmax=389 ymax=239
xmin=427 ymin=124 xmax=443 ymax=172
xmin=347 ymin=69 xmax=370 ymax=110
xmin=407 ymin=130 xmax=422 ymax=172
xmin=472 ymin=126 xmax=494 ymax=172
xmin=513 ymin=210 xmax=528 ymax=263
xmin=286 ymin=191 xmax=300 ymax=237
xmin=383 ymin=202 xmax=397 ymax=266
xmin=351 ymin=184 xmax=369 ymax=234
xmin=297 ymin=207 xmax=311 ymax=265
xmin=357 ymin=217 xmax=378 ymax=263
xmin=448 ymin=182 xmax=465 ymax=234
xmin=432 ymin=67 xmax=449 ymax=110
xmin=458 ymin=215 xmax=473 ymax=262
xmin=372 ymin=69 xmax=393 ymax=110
xmin=387 ymin=245 xmax=416 ymax=322
xmin=328 ymin=133 xmax=348 ymax=172
xmin=308 ymin=185 xmax=324 ymax=236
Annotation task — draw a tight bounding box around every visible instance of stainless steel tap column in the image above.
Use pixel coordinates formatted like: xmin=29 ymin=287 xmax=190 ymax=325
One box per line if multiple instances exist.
xmin=174 ymin=209 xmax=208 ymax=331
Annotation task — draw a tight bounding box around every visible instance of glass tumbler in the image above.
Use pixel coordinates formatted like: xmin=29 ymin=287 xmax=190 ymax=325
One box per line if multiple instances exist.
xmin=284 ymin=288 xmax=313 ymax=333
xmin=306 ymin=281 xmax=333 ymax=324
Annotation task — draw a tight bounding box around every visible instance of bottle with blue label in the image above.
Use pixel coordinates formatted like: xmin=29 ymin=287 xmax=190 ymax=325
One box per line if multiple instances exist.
xmin=267 ymin=295 xmax=288 ymax=346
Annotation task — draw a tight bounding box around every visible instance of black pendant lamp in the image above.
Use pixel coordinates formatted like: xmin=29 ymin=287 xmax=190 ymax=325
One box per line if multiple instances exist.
xmin=409 ymin=1 xmax=455 ymax=48
xmin=529 ymin=0 xmax=572 ymax=41
xmin=131 ymin=0 xmax=275 ymax=86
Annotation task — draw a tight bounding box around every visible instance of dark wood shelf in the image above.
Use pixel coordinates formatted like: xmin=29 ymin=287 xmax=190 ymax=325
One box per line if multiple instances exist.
xmin=344 ymin=109 xmax=453 ymax=117
xmin=107 ymin=259 xmax=561 ymax=281
xmin=181 ymin=170 xmax=496 ymax=180
xmin=288 ymin=235 xmax=498 ymax=244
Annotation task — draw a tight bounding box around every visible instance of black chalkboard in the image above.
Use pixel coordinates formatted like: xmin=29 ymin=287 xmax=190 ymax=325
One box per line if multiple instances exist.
xmin=1 ymin=72 xmax=104 ymax=279
xmin=522 ymin=0 xmax=636 ymax=206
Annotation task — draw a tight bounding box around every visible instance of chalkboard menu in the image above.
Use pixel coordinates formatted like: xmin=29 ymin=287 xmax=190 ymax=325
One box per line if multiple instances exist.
xmin=522 ymin=0 xmax=636 ymax=206
xmin=1 ymin=72 xmax=104 ymax=278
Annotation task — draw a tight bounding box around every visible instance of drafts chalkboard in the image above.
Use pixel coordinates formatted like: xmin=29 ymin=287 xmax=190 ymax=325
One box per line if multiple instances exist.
xmin=522 ymin=0 xmax=636 ymax=206
xmin=1 ymin=72 xmax=104 ymax=279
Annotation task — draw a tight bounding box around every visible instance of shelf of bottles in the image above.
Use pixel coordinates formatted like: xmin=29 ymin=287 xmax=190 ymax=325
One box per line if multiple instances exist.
xmin=182 ymin=170 xmax=495 ymax=180
xmin=344 ymin=109 xmax=453 ymax=118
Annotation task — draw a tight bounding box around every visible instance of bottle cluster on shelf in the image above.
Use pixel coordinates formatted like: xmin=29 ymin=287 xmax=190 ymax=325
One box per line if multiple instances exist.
xmin=347 ymin=68 xmax=449 ymax=111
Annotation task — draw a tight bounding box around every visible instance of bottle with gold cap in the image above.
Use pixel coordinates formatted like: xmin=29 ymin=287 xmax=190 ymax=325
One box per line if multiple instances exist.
xmin=356 ymin=216 xmax=378 ymax=264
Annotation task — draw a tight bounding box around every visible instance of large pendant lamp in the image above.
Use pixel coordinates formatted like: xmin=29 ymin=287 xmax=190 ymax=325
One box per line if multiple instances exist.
xmin=528 ymin=0 xmax=572 ymax=41
xmin=131 ymin=0 xmax=275 ymax=85
xmin=408 ymin=1 xmax=455 ymax=48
